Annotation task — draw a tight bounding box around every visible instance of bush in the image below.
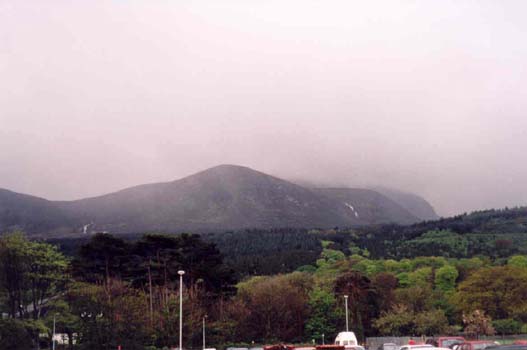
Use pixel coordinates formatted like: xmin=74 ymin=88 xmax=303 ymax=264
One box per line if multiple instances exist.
xmin=492 ymin=319 xmax=522 ymax=335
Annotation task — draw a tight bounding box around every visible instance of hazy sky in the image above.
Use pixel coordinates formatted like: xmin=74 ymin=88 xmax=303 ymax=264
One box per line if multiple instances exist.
xmin=1 ymin=1 xmax=527 ymax=216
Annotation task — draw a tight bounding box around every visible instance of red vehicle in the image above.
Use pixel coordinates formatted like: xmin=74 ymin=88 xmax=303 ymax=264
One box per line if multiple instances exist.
xmin=426 ymin=337 xmax=466 ymax=348
xmin=264 ymin=345 xmax=317 ymax=350
xmin=316 ymin=346 xmax=345 ymax=350
xmin=457 ymin=341 xmax=497 ymax=350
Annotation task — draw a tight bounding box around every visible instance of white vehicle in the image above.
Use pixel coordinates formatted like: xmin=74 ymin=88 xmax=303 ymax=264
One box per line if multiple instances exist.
xmin=335 ymin=331 xmax=358 ymax=348
xmin=350 ymin=346 xmax=365 ymax=350
xmin=378 ymin=343 xmax=398 ymax=350
xmin=398 ymin=345 xmax=434 ymax=350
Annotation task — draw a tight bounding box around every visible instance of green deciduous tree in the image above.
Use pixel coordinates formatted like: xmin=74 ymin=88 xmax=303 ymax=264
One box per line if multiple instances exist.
xmin=413 ymin=309 xmax=450 ymax=335
xmin=72 ymin=233 xmax=130 ymax=284
xmin=435 ymin=265 xmax=459 ymax=293
xmin=371 ymin=272 xmax=398 ymax=311
xmin=0 ymin=232 xmax=29 ymax=318
xmin=68 ymin=280 xmax=150 ymax=350
xmin=453 ymin=266 xmax=527 ymax=320
xmin=44 ymin=299 xmax=79 ymax=350
xmin=235 ymin=272 xmax=313 ymax=343
xmin=492 ymin=319 xmax=522 ymax=336
xmin=399 ymin=230 xmax=469 ymax=258
xmin=395 ymin=285 xmax=434 ymax=313
xmin=316 ymin=249 xmax=346 ymax=267
xmin=0 ymin=232 xmax=68 ymax=320
xmin=26 ymin=239 xmax=69 ymax=319
xmin=373 ymin=304 xmax=414 ymax=336
xmin=373 ymin=305 xmax=449 ymax=336
xmin=407 ymin=267 xmax=433 ymax=287
xmin=305 ymin=287 xmax=339 ymax=343
xmin=334 ymin=271 xmax=377 ymax=339
xmin=508 ymin=255 xmax=527 ymax=268
xmin=454 ymin=257 xmax=488 ymax=281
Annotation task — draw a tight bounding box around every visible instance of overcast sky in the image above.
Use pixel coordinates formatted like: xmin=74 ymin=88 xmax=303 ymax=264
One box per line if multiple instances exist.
xmin=1 ymin=1 xmax=527 ymax=216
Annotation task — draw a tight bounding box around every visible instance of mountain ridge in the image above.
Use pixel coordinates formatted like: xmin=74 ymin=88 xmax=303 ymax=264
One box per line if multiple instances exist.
xmin=0 ymin=164 xmax=436 ymax=236
xmin=372 ymin=186 xmax=439 ymax=221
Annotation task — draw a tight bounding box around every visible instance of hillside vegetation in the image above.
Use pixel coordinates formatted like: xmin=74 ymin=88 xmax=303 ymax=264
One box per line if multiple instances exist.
xmin=4 ymin=219 xmax=527 ymax=349
xmin=204 ymin=207 xmax=527 ymax=277
xmin=46 ymin=206 xmax=527 ymax=278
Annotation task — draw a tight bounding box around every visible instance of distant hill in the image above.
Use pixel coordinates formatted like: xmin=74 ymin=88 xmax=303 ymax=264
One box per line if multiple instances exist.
xmin=372 ymin=187 xmax=439 ymax=221
xmin=0 ymin=189 xmax=74 ymax=234
xmin=0 ymin=165 xmax=433 ymax=236
xmin=208 ymin=206 xmax=527 ymax=273
xmin=290 ymin=180 xmax=439 ymax=222
xmin=312 ymin=188 xmax=419 ymax=225
xmin=352 ymin=206 xmax=527 ymax=258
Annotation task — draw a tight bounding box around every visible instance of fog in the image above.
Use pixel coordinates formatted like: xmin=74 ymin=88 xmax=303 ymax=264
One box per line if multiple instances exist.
xmin=1 ymin=1 xmax=527 ymax=216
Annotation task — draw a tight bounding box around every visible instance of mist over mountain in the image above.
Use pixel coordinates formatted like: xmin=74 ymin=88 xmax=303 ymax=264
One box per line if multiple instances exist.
xmin=371 ymin=187 xmax=439 ymax=221
xmin=290 ymin=179 xmax=439 ymax=221
xmin=0 ymin=189 xmax=74 ymax=233
xmin=0 ymin=165 xmax=435 ymax=236
xmin=312 ymin=188 xmax=421 ymax=225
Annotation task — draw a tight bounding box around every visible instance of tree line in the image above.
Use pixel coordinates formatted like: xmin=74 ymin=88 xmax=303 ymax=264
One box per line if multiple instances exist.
xmin=45 ymin=205 xmax=527 ymax=280
xmin=3 ymin=228 xmax=527 ymax=349
xmin=0 ymin=232 xmax=235 ymax=350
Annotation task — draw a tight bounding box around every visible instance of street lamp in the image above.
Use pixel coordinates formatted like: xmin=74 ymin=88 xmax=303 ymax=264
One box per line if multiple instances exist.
xmin=52 ymin=313 xmax=59 ymax=350
xmin=178 ymin=270 xmax=185 ymax=350
xmin=322 ymin=333 xmax=325 ymax=345
xmin=344 ymin=295 xmax=349 ymax=332
xmin=203 ymin=315 xmax=207 ymax=350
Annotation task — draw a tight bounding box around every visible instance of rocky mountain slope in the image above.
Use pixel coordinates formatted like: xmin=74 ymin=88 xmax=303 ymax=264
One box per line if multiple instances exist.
xmin=0 ymin=165 xmax=434 ymax=236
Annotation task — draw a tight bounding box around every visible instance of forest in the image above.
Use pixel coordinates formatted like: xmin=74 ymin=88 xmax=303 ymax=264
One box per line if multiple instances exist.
xmin=2 ymin=207 xmax=527 ymax=349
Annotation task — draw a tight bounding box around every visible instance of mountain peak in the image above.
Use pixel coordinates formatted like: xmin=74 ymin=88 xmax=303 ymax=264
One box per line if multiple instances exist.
xmin=185 ymin=164 xmax=277 ymax=185
xmin=203 ymin=164 xmax=255 ymax=174
xmin=210 ymin=164 xmax=250 ymax=170
xmin=0 ymin=165 xmax=435 ymax=236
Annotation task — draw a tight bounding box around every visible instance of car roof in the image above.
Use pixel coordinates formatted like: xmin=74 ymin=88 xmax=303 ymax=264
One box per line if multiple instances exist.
xmin=439 ymin=338 xmax=465 ymax=340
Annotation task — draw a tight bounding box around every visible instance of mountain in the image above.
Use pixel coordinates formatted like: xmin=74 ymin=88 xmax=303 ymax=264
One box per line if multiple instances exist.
xmin=0 ymin=165 xmax=432 ymax=236
xmin=372 ymin=187 xmax=439 ymax=221
xmin=312 ymin=188 xmax=419 ymax=225
xmin=290 ymin=180 xmax=439 ymax=222
xmin=56 ymin=165 xmax=351 ymax=233
xmin=0 ymin=189 xmax=74 ymax=234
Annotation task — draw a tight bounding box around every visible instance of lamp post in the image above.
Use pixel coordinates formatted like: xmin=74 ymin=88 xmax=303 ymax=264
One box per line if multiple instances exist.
xmin=322 ymin=333 xmax=325 ymax=345
xmin=52 ymin=313 xmax=59 ymax=350
xmin=344 ymin=295 xmax=349 ymax=332
xmin=203 ymin=315 xmax=207 ymax=350
xmin=178 ymin=270 xmax=185 ymax=350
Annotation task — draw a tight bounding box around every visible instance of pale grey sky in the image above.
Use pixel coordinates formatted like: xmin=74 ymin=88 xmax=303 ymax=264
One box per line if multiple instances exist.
xmin=1 ymin=0 xmax=527 ymax=216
